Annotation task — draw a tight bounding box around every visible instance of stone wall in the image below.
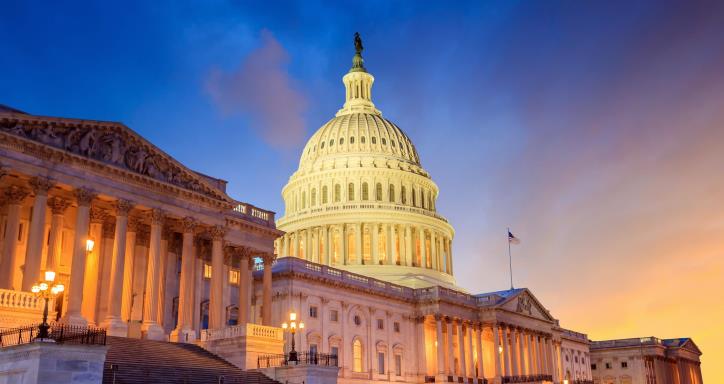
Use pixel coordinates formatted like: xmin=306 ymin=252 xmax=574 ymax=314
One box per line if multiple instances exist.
xmin=0 ymin=342 xmax=107 ymax=384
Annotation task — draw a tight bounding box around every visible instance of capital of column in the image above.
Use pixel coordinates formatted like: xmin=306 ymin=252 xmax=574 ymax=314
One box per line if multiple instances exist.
xmin=74 ymin=188 xmax=96 ymax=206
xmin=29 ymin=176 xmax=55 ymax=196
xmin=434 ymin=313 xmax=443 ymax=321
xmin=49 ymin=196 xmax=71 ymax=214
xmin=4 ymin=186 xmax=29 ymax=204
xmin=90 ymin=207 xmax=109 ymax=224
xmin=181 ymin=217 xmax=197 ymax=233
xmin=113 ymin=199 xmax=134 ymax=216
xmin=261 ymin=252 xmax=276 ymax=265
xmin=127 ymin=216 xmax=141 ymax=232
xmin=210 ymin=225 xmax=227 ymax=240
xmin=150 ymin=208 xmax=165 ymax=225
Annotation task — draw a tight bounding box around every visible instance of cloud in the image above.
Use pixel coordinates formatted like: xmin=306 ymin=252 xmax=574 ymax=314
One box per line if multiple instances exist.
xmin=205 ymin=30 xmax=308 ymax=148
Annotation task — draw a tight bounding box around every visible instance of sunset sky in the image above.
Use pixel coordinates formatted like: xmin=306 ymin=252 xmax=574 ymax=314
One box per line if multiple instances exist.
xmin=2 ymin=1 xmax=723 ymax=380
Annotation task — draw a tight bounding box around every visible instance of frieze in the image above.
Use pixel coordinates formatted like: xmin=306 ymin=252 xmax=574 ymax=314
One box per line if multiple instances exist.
xmin=0 ymin=116 xmax=228 ymax=202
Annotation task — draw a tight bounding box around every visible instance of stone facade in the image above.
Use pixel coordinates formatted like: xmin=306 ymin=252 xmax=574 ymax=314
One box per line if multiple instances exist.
xmin=0 ymin=342 xmax=107 ymax=384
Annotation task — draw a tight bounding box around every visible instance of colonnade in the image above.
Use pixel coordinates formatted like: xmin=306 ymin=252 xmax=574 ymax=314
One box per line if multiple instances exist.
xmin=0 ymin=176 xmax=274 ymax=341
xmin=425 ymin=315 xmax=559 ymax=383
xmin=278 ymin=223 xmax=453 ymax=274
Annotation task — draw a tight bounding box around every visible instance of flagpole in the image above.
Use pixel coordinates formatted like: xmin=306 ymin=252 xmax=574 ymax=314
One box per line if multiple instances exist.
xmin=508 ymin=227 xmax=513 ymax=290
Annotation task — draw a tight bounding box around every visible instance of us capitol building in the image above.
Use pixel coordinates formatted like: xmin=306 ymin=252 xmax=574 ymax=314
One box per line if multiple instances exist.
xmin=0 ymin=36 xmax=703 ymax=384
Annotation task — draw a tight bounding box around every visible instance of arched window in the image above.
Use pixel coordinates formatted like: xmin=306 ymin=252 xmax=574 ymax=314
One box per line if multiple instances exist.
xmin=361 ymin=136 xmax=366 ymax=144
xmin=334 ymin=184 xmax=341 ymax=202
xmin=412 ymin=187 xmax=417 ymax=207
xmin=340 ymin=138 xmax=344 ymax=145
xmin=350 ymin=136 xmax=355 ymax=144
xmin=311 ymin=188 xmax=317 ymax=207
xmin=375 ymin=183 xmax=382 ymax=201
xmin=330 ymin=139 xmax=334 ymax=146
xmin=353 ymin=339 xmax=363 ymax=372
xmin=362 ymin=182 xmax=369 ymax=201
xmin=302 ymin=191 xmax=306 ymax=209
xmin=348 ymin=183 xmax=355 ymax=201
xmin=401 ymin=186 xmax=407 ymax=204
xmin=389 ymin=185 xmax=395 ymax=202
xmin=372 ymin=137 xmax=377 ymax=144
xmin=381 ymin=138 xmax=387 ymax=145
xmin=322 ymin=186 xmax=328 ymax=204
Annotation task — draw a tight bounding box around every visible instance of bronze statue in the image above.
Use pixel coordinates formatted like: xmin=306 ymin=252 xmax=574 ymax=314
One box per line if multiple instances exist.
xmin=354 ymin=32 xmax=363 ymax=54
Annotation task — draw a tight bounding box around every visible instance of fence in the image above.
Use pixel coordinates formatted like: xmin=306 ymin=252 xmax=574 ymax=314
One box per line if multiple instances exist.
xmin=0 ymin=323 xmax=106 ymax=347
xmin=257 ymin=351 xmax=338 ymax=368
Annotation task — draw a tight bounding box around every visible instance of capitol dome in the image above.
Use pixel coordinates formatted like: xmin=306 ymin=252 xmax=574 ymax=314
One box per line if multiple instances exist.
xmin=275 ymin=38 xmax=456 ymax=289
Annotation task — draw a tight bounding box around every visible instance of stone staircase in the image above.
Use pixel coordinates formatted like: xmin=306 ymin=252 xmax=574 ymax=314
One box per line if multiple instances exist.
xmin=103 ymin=336 xmax=281 ymax=384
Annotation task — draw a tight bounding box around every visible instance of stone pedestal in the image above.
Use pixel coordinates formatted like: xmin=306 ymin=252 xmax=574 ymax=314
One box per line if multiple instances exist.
xmin=0 ymin=341 xmax=108 ymax=384
xmin=260 ymin=365 xmax=340 ymax=384
xmin=102 ymin=317 xmax=128 ymax=337
xmin=169 ymin=328 xmax=196 ymax=343
xmin=198 ymin=323 xmax=283 ymax=370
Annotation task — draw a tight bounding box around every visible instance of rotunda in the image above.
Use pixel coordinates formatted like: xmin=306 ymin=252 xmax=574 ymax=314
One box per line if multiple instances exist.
xmin=275 ymin=37 xmax=456 ymax=289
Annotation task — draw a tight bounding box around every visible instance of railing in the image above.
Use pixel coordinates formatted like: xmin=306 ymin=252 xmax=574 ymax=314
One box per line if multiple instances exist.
xmin=572 ymin=381 xmax=594 ymax=384
xmin=590 ymin=336 xmax=660 ymax=349
xmin=0 ymin=288 xmax=48 ymax=311
xmin=257 ymin=351 xmax=338 ymax=368
xmin=230 ymin=202 xmax=276 ymax=228
xmin=0 ymin=323 xmax=106 ymax=347
xmin=277 ymin=202 xmax=449 ymax=226
xmin=501 ymin=374 xmax=553 ymax=383
xmin=199 ymin=323 xmax=283 ymax=342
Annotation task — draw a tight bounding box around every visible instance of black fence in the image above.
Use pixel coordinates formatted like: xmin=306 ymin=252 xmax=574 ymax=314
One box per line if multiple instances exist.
xmin=502 ymin=374 xmax=553 ymax=383
xmin=257 ymin=351 xmax=338 ymax=368
xmin=0 ymin=323 xmax=106 ymax=347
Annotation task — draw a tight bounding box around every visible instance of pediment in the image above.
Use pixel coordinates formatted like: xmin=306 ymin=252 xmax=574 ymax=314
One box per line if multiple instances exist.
xmin=0 ymin=113 xmax=229 ymax=202
xmin=500 ymin=289 xmax=555 ymax=322
xmin=679 ymin=339 xmax=702 ymax=355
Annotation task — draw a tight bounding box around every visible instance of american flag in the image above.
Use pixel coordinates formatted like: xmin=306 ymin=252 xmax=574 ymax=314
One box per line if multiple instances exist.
xmin=508 ymin=231 xmax=520 ymax=245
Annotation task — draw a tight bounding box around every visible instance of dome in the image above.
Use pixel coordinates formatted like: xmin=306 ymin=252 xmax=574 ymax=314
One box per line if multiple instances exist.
xmin=275 ymin=35 xmax=456 ymax=290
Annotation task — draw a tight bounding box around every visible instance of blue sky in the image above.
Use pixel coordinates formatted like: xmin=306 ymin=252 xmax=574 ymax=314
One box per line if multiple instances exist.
xmin=2 ymin=1 xmax=724 ymax=378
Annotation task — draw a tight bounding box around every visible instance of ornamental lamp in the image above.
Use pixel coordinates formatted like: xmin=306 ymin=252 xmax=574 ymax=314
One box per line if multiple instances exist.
xmin=44 ymin=270 xmax=56 ymax=282
xmin=86 ymin=239 xmax=95 ymax=252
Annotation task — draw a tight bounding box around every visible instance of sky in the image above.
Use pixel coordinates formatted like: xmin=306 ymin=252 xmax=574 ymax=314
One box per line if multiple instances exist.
xmin=2 ymin=0 xmax=723 ymax=380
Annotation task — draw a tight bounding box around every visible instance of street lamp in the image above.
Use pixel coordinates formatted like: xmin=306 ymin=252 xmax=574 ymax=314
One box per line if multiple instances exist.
xmin=281 ymin=311 xmax=304 ymax=362
xmin=31 ymin=270 xmax=64 ymax=340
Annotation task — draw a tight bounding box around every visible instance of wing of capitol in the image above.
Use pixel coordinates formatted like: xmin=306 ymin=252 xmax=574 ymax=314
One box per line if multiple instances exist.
xmin=0 ymin=35 xmax=703 ymax=384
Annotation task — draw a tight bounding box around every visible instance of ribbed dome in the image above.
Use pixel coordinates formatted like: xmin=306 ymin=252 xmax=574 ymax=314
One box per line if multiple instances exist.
xmin=298 ymin=112 xmax=422 ymax=170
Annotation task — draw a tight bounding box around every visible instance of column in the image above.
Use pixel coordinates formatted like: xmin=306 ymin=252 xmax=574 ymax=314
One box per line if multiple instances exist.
xmin=509 ymin=327 xmax=519 ymax=376
xmin=101 ymin=200 xmax=133 ymax=336
xmin=46 ymin=197 xmax=70 ymax=271
xmin=121 ymin=218 xmax=138 ymax=322
xmin=447 ymin=238 xmax=453 ymax=275
xmin=371 ymin=223 xmax=379 ymax=265
xmin=322 ymin=225 xmax=330 ymax=265
xmin=386 ymin=224 xmax=394 ymax=265
xmin=517 ymin=329 xmax=526 ymax=376
xmin=312 ymin=227 xmax=319 ymax=263
xmin=156 ymin=227 xmax=170 ymax=328
xmin=354 ymin=223 xmax=362 ymax=264
xmin=493 ymin=324 xmax=502 ymax=380
xmin=475 ymin=324 xmax=485 ymax=380
xmin=282 ymin=234 xmax=289 ymax=257
xmin=526 ymin=333 xmax=534 ymax=376
xmin=503 ymin=326 xmax=512 ymax=378
xmin=237 ymin=250 xmax=250 ymax=324
xmin=291 ymin=231 xmax=298 ymax=257
xmin=430 ymin=230 xmax=437 ymax=271
xmin=171 ymin=217 xmax=196 ymax=342
xmin=22 ymin=178 xmax=53 ymax=290
xmin=435 ymin=314 xmax=445 ymax=378
xmin=447 ymin=318 xmax=455 ymax=376
xmin=141 ymin=209 xmax=165 ymax=339
xmin=304 ymin=229 xmax=311 ymax=260
xmin=0 ymin=186 xmax=28 ymax=289
xmin=262 ymin=254 xmax=274 ymax=325
xmin=415 ymin=316 xmax=428 ymax=379
xmin=466 ymin=323 xmax=474 ymax=380
xmin=208 ymin=225 xmax=226 ymax=329
xmin=535 ymin=334 xmax=542 ymax=375
xmin=404 ymin=225 xmax=412 ymax=266
xmin=340 ymin=224 xmax=347 ymax=265
xmin=457 ymin=320 xmax=467 ymax=378
xmin=62 ymin=188 xmax=95 ymax=325
xmin=80 ymin=207 xmax=106 ymax=324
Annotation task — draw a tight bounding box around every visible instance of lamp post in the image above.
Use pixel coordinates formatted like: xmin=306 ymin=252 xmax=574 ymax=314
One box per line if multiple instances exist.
xmin=31 ymin=270 xmax=65 ymax=340
xmin=281 ymin=311 xmax=304 ymax=362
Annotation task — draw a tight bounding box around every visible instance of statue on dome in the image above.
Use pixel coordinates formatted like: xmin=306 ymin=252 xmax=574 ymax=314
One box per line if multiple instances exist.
xmin=354 ymin=32 xmax=363 ymax=54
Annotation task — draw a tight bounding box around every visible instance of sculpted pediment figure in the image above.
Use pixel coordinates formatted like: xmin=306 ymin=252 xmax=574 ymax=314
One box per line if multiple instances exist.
xmin=499 ymin=289 xmax=555 ymax=322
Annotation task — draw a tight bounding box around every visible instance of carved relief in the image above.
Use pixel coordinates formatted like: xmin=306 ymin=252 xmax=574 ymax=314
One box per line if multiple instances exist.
xmin=48 ymin=196 xmax=71 ymax=215
xmin=115 ymin=199 xmax=134 ymax=217
xmin=3 ymin=186 xmax=29 ymax=204
xmin=89 ymin=207 xmax=109 ymax=224
xmin=29 ymin=177 xmax=54 ymax=195
xmin=74 ymin=188 xmax=96 ymax=206
xmin=517 ymin=294 xmax=532 ymax=315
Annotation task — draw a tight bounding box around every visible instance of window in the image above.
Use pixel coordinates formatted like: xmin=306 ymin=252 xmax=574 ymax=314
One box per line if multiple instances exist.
xmin=362 ymin=182 xmax=369 ymax=200
xmin=322 ymin=186 xmax=328 ymax=204
xmin=330 ymin=310 xmax=339 ymax=322
xmin=378 ymin=352 xmax=385 ymax=374
xmin=381 ymin=138 xmax=387 ymax=145
xmin=393 ymin=322 xmax=400 ymax=333
xmin=310 ymin=344 xmax=318 ymax=356
xmin=372 ymin=137 xmax=377 ymax=144
xmin=311 ymin=188 xmax=317 ymax=206
xmin=605 ymin=362 xmax=612 ymax=369
xmin=353 ymin=340 xmax=363 ymax=372
xmin=375 ymin=183 xmax=382 ymax=201
xmin=350 ymin=136 xmax=355 ymax=144
xmin=309 ymin=306 xmax=318 ymax=318
xmin=377 ymin=319 xmax=384 ymax=330
xmin=361 ymin=136 xmax=366 ymax=144
xmin=354 ymin=315 xmax=361 ymax=326
xmin=330 ymin=139 xmax=334 ymax=146
xmin=340 ymin=138 xmax=344 ymax=145
xmin=348 ymin=183 xmax=355 ymax=200
xmin=621 ymin=361 xmax=628 ymax=368
xmin=394 ymin=354 xmax=402 ymax=376
xmin=334 ymin=184 xmax=341 ymax=202
xmin=302 ymin=191 xmax=306 ymax=209
xmin=389 ymin=185 xmax=395 ymax=202
xmin=401 ymin=186 xmax=406 ymax=204
xmin=591 ymin=364 xmax=597 ymax=370
xmin=412 ymin=187 xmax=417 ymax=206
xmin=331 ymin=346 xmax=339 ymax=357
xmin=321 ymin=141 xmax=325 ymax=149
xmin=575 ymin=356 xmax=578 ymax=363
xmin=203 ymin=263 xmax=212 ymax=279
xmin=229 ymin=269 xmax=239 ymax=285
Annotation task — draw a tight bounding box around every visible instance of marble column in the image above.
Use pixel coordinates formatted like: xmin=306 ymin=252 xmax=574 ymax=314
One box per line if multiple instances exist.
xmin=282 ymin=234 xmax=289 ymax=257
xmin=304 ymin=229 xmax=311 ymax=260
xmin=447 ymin=238 xmax=453 ymax=275
xmin=208 ymin=225 xmax=226 ymax=330
xmin=102 ymin=200 xmax=133 ymax=336
xmin=171 ymin=217 xmax=196 ymax=342
xmin=415 ymin=316 xmax=428 ymax=379
xmin=62 ymin=188 xmax=95 ymax=325
xmin=435 ymin=314 xmax=445 ymax=378
xmin=387 ymin=224 xmax=395 ymax=265
xmin=430 ymin=230 xmax=437 ymax=271
xmin=354 ymin=223 xmax=362 ymax=264
xmin=291 ymin=231 xmax=298 ymax=257
xmin=22 ymin=177 xmax=54 ymax=291
xmin=475 ymin=324 xmax=485 ymax=379
xmin=503 ymin=326 xmax=512 ymax=378
xmin=526 ymin=333 xmax=534 ymax=376
xmin=371 ymin=223 xmax=379 ymax=265
xmin=141 ymin=209 xmax=165 ymax=339
xmin=457 ymin=320 xmax=467 ymax=378
xmin=156 ymin=227 xmax=170 ymax=328
xmin=465 ymin=323 xmax=474 ymax=379
xmin=322 ymin=225 xmax=330 ymax=265
xmin=0 ymin=186 xmax=28 ymax=289
xmin=447 ymin=318 xmax=455 ymax=375
xmin=340 ymin=225 xmax=347 ymax=265
xmin=312 ymin=228 xmax=319 ymax=263
xmin=46 ymin=197 xmax=70 ymax=271
xmin=404 ymin=225 xmax=412 ymax=267
xmin=237 ymin=250 xmax=250 ymax=325
xmin=493 ymin=325 xmax=502 ymax=380
xmin=121 ymin=218 xmax=138 ymax=322
xmin=261 ymin=253 xmax=274 ymax=325
xmin=81 ymin=207 xmax=107 ymax=324
xmin=508 ymin=326 xmax=519 ymax=376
